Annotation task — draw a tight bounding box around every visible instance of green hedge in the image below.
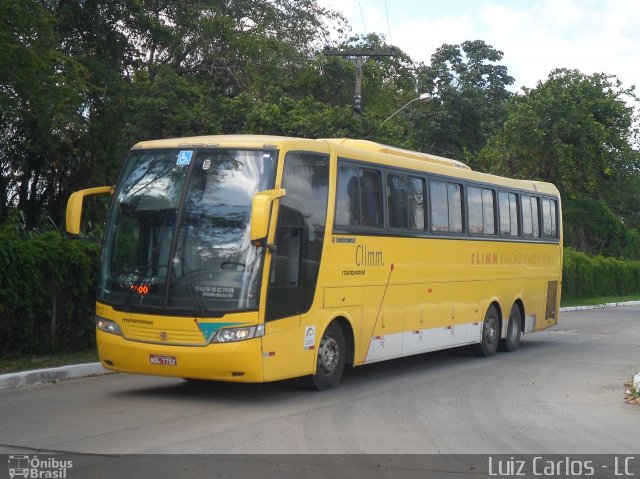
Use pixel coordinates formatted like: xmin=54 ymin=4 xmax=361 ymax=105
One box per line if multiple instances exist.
xmin=563 ymin=247 xmax=640 ymax=300
xmin=0 ymin=227 xmax=100 ymax=356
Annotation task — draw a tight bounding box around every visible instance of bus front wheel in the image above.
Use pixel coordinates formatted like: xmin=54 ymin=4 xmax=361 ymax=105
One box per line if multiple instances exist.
xmin=305 ymin=322 xmax=346 ymax=391
xmin=474 ymin=304 xmax=500 ymax=357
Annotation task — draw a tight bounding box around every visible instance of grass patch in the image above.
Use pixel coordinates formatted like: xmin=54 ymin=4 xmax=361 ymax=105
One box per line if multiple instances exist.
xmin=0 ymin=349 xmax=98 ymax=374
xmin=561 ymin=294 xmax=640 ymax=308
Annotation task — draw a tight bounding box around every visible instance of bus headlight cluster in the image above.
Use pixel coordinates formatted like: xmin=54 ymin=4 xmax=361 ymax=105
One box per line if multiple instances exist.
xmin=212 ymin=325 xmax=264 ymax=343
xmin=96 ymin=316 xmax=123 ymax=336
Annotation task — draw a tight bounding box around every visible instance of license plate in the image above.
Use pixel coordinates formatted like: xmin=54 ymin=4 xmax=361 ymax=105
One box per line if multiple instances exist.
xmin=150 ymin=355 xmax=177 ymax=366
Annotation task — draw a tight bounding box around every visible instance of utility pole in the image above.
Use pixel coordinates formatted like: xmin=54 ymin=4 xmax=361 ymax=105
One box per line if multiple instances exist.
xmin=323 ymin=47 xmax=397 ymax=116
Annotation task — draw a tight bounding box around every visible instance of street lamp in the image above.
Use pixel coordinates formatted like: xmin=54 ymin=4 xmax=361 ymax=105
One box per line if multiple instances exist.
xmin=382 ymin=93 xmax=431 ymax=124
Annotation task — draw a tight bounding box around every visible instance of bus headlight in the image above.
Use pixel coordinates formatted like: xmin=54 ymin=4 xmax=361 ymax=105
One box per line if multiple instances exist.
xmin=212 ymin=325 xmax=264 ymax=343
xmin=96 ymin=316 xmax=123 ymax=336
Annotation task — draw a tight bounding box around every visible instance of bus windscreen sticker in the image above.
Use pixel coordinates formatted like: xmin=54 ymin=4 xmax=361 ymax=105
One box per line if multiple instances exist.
xmin=176 ymin=150 xmax=193 ymax=166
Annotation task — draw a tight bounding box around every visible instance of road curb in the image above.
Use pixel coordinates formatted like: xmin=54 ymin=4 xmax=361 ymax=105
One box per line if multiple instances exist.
xmin=559 ymin=300 xmax=640 ymax=312
xmin=0 ymin=362 xmax=111 ymax=390
xmin=1 ymin=301 xmax=639 ymax=391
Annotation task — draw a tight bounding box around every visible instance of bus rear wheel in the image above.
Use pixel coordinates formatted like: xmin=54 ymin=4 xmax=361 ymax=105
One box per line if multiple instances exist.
xmin=304 ymin=322 xmax=346 ymax=391
xmin=474 ymin=304 xmax=500 ymax=357
xmin=499 ymin=303 xmax=522 ymax=352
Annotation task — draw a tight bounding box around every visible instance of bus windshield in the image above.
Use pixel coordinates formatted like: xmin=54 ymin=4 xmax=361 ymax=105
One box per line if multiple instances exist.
xmin=98 ymin=148 xmax=277 ymax=315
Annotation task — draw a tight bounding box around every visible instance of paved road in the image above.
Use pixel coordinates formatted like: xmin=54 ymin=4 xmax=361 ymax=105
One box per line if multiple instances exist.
xmin=1 ymin=306 xmax=639 ymax=454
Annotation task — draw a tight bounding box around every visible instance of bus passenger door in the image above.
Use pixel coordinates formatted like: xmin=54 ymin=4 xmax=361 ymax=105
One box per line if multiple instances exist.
xmin=262 ymin=209 xmax=310 ymax=381
xmin=262 ymin=151 xmax=330 ymax=382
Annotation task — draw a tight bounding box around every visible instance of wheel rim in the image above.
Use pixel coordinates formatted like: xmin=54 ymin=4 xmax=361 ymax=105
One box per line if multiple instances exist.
xmin=485 ymin=315 xmax=498 ymax=345
xmin=318 ymin=335 xmax=340 ymax=375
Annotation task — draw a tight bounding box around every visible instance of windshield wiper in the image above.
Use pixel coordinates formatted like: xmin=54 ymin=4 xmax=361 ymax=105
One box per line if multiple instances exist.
xmin=174 ymin=250 xmax=206 ymax=316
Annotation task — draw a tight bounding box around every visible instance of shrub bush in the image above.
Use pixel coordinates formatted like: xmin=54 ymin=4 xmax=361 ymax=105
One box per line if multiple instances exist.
xmin=562 ymin=248 xmax=640 ymax=300
xmin=0 ymin=226 xmax=100 ymax=356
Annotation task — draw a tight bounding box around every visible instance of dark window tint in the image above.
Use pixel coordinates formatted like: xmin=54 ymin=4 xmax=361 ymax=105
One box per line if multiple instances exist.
xmin=267 ymin=152 xmax=329 ymax=321
xmin=430 ymin=180 xmax=463 ymax=233
xmin=336 ymin=165 xmax=383 ymax=228
xmin=468 ymin=186 xmax=496 ymax=235
xmin=387 ymin=174 xmax=425 ymax=230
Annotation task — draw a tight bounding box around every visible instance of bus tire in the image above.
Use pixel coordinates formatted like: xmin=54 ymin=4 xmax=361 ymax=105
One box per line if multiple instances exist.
xmin=473 ymin=304 xmax=500 ymax=357
xmin=499 ymin=303 xmax=522 ymax=352
xmin=305 ymin=322 xmax=346 ymax=391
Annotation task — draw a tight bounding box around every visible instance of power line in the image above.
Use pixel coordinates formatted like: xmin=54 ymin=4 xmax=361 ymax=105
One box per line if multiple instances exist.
xmin=384 ymin=0 xmax=391 ymax=43
xmin=357 ymin=0 xmax=368 ymax=34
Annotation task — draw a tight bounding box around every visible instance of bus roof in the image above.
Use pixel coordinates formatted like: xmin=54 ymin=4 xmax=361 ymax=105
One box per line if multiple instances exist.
xmin=132 ymin=135 xmax=469 ymax=169
xmin=130 ymin=134 xmax=559 ymax=197
xmin=131 ymin=134 xmax=320 ymax=151
xmin=323 ymin=139 xmax=471 ymax=170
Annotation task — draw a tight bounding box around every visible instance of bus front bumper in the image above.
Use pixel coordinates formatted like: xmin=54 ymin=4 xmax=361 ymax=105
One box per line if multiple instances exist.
xmin=97 ymin=330 xmax=265 ymax=382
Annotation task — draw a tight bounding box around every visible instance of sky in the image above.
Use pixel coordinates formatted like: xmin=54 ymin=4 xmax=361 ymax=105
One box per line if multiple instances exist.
xmin=317 ymin=0 xmax=640 ymax=92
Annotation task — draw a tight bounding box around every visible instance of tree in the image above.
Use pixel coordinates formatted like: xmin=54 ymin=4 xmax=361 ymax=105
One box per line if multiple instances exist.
xmin=0 ymin=0 xmax=92 ymax=227
xmin=478 ymin=68 xmax=640 ymax=257
xmin=412 ymin=40 xmax=514 ymax=159
xmin=0 ymin=0 xmax=350 ymax=226
xmin=478 ymin=68 xmax=639 ymax=197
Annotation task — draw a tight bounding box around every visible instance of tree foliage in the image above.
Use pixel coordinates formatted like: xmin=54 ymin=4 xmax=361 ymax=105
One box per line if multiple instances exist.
xmin=0 ymin=0 xmax=350 ymax=228
xmin=0 ymin=1 xmax=639 ymax=261
xmin=477 ymin=68 xmax=640 ymax=256
xmin=413 ymin=40 xmax=515 ymax=159
xmin=478 ymin=69 xmax=639 ymax=196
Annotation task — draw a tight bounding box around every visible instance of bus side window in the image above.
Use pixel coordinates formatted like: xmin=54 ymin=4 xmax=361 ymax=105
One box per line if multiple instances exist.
xmin=468 ymin=187 xmax=483 ymax=234
xmin=430 ymin=180 xmax=448 ymax=232
xmin=430 ymin=180 xmax=463 ymax=233
xmin=499 ymin=191 xmax=520 ymax=237
xmin=468 ymin=187 xmax=496 ymax=235
xmin=482 ymin=189 xmax=496 ymax=234
xmin=522 ymin=195 xmax=540 ymax=238
xmin=550 ymin=199 xmax=558 ymax=237
xmin=447 ymin=183 xmax=463 ymax=233
xmin=388 ymin=174 xmax=425 ymax=230
xmin=509 ymin=193 xmax=519 ymax=236
xmin=361 ymin=170 xmax=383 ymax=227
xmin=336 ymin=164 xmax=383 ymax=228
xmin=542 ymin=198 xmax=558 ymax=238
xmin=270 ymin=222 xmax=301 ymax=287
xmin=499 ymin=191 xmax=510 ymax=236
xmin=337 ymin=166 xmax=359 ymax=226
xmin=531 ymin=196 xmax=540 ymax=238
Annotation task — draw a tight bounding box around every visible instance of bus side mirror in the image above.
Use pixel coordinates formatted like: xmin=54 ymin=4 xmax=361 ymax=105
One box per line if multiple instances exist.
xmin=250 ymin=188 xmax=286 ymax=246
xmin=66 ymin=186 xmax=114 ymax=236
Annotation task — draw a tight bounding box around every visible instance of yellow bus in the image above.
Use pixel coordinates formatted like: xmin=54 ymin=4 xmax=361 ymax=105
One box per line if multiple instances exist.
xmin=67 ymin=135 xmax=562 ymax=390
